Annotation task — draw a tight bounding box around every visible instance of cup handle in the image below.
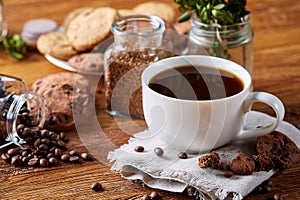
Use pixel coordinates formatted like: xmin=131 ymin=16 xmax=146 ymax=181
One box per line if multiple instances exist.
xmin=234 ymin=92 xmax=285 ymax=140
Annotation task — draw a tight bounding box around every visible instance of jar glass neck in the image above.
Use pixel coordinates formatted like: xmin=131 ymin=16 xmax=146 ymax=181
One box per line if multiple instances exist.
xmin=189 ymin=14 xmax=253 ymax=47
xmin=112 ymin=15 xmax=165 ymax=50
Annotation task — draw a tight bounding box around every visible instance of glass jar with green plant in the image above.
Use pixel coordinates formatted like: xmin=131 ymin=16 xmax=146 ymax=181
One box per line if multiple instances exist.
xmin=174 ymin=0 xmax=253 ymax=74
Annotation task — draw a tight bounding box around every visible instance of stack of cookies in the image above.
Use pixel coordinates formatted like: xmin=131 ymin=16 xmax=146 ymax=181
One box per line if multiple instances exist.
xmin=37 ymin=7 xmax=117 ymax=60
xmin=36 ymin=2 xmax=176 ymax=73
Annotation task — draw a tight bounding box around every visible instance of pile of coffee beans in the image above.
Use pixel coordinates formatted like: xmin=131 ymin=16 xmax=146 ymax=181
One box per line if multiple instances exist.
xmin=1 ymin=125 xmax=93 ymax=167
xmin=0 ymin=106 xmax=93 ymax=167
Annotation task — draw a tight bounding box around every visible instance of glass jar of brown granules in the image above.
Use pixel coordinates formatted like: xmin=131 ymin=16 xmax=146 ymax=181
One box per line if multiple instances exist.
xmin=0 ymin=74 xmax=45 ymax=149
xmin=104 ymin=15 xmax=180 ymax=118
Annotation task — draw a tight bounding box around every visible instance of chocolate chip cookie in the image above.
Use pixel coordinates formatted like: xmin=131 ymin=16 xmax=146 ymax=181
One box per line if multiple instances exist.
xmin=37 ymin=32 xmax=78 ymax=60
xmin=67 ymin=53 xmax=104 ymax=74
xmin=32 ymin=72 xmax=93 ymax=132
xmin=253 ymin=130 xmax=300 ymax=171
xmin=133 ymin=2 xmax=176 ymax=22
xmin=66 ymin=7 xmax=117 ymax=51
xmin=63 ymin=7 xmax=94 ymax=29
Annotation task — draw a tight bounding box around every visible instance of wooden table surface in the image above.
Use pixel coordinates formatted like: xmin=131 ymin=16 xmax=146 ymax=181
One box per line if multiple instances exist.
xmin=1 ymin=0 xmax=299 ymax=199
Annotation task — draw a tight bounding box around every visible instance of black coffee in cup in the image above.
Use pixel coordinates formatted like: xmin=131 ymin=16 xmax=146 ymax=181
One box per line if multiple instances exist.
xmin=148 ymin=66 xmax=244 ymax=101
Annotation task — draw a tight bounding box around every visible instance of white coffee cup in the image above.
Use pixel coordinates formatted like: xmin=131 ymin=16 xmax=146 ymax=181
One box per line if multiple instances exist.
xmin=142 ymin=55 xmax=285 ymax=153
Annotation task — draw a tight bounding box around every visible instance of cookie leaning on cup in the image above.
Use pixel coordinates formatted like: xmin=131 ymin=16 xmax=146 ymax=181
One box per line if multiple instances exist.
xmin=32 ymin=72 xmax=93 ymax=132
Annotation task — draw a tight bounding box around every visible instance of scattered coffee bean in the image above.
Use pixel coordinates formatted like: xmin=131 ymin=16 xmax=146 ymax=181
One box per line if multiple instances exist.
xmin=1 ymin=153 xmax=10 ymax=161
xmin=27 ymin=157 xmax=39 ymax=166
xmin=16 ymin=124 xmax=25 ymax=133
xmin=39 ymin=158 xmax=49 ymax=167
xmin=57 ymin=140 xmax=66 ymax=148
xmin=253 ymin=179 xmax=273 ymax=194
xmin=11 ymin=155 xmax=22 ymax=167
xmin=30 ymin=126 xmax=40 ymax=132
xmin=273 ymin=193 xmax=283 ymax=200
xmin=263 ymin=180 xmax=273 ymax=187
xmin=48 ymin=157 xmax=58 ymax=165
xmin=81 ymin=152 xmax=93 ymax=161
xmin=178 ymin=152 xmax=188 ymax=159
xmin=91 ymin=182 xmax=102 ymax=192
xmin=69 ymin=150 xmax=79 ymax=156
xmin=33 ymin=138 xmax=41 ymax=147
xmin=134 ymin=146 xmax=144 ymax=152
xmin=69 ymin=156 xmax=80 ymax=163
xmin=41 ymin=138 xmax=51 ymax=145
xmin=59 ymin=132 xmax=66 ymax=140
xmin=141 ymin=194 xmax=150 ymax=200
xmin=22 ymin=127 xmax=32 ymax=137
xmin=38 ymin=144 xmax=48 ymax=151
xmin=40 ymin=129 xmax=50 ymax=138
xmin=7 ymin=148 xmax=19 ymax=156
xmin=61 ymin=154 xmax=70 ymax=162
xmin=222 ymin=170 xmax=234 ymax=178
xmin=186 ymin=186 xmax=196 ymax=196
xmin=264 ymin=186 xmax=272 ymax=193
xmin=46 ymin=153 xmax=55 ymax=159
xmin=50 ymin=140 xmax=57 ymax=146
xmin=149 ymin=191 xmax=160 ymax=200
xmin=49 ymin=146 xmax=56 ymax=153
xmin=54 ymin=148 xmax=63 ymax=157
xmin=154 ymin=147 xmax=164 ymax=156
xmin=50 ymin=133 xmax=59 ymax=140
xmin=21 ymin=151 xmax=28 ymax=157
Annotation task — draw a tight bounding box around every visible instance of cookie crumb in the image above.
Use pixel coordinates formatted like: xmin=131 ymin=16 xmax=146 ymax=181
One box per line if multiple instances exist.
xmin=198 ymin=151 xmax=223 ymax=169
xmin=226 ymin=153 xmax=255 ymax=175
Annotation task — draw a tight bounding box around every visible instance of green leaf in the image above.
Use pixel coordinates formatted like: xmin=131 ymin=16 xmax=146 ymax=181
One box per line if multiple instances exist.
xmin=214 ymin=4 xmax=225 ymax=10
xmin=178 ymin=11 xmax=192 ymax=23
xmin=212 ymin=9 xmax=218 ymax=18
xmin=1 ymin=34 xmax=27 ymax=61
xmin=178 ymin=6 xmax=187 ymax=13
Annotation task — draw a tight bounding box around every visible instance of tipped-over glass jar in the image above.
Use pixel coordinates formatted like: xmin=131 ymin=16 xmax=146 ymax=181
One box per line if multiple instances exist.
xmin=188 ymin=14 xmax=253 ymax=75
xmin=0 ymin=74 xmax=45 ymax=149
xmin=104 ymin=15 xmax=179 ymax=118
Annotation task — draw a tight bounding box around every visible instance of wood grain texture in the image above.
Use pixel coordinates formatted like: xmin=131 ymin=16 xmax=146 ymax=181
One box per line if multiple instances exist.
xmin=0 ymin=0 xmax=300 ymax=199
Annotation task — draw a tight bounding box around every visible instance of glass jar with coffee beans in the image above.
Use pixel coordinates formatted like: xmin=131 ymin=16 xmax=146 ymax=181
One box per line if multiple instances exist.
xmin=0 ymin=74 xmax=45 ymax=149
xmin=104 ymin=15 xmax=184 ymax=118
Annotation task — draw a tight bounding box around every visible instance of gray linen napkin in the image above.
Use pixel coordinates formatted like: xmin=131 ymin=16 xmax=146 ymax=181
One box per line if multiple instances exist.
xmin=108 ymin=111 xmax=300 ymax=200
